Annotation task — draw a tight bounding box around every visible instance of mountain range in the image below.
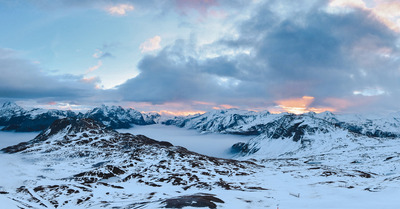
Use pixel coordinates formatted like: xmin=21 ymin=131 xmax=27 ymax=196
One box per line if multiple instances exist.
xmin=1 ymin=102 xmax=400 ymax=208
xmin=0 ymin=102 xmax=157 ymax=132
xmin=162 ymin=109 xmax=400 ymax=156
xmin=2 ymin=101 xmax=400 ymax=157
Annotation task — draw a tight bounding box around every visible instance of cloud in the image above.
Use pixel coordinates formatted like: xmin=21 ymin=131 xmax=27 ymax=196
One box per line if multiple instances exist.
xmin=115 ymin=0 xmax=400 ymax=113
xmin=139 ymin=36 xmax=162 ymax=53
xmin=93 ymin=49 xmax=113 ymax=59
xmin=92 ymin=43 xmax=118 ymax=59
xmin=0 ymin=48 xmax=99 ymax=101
xmin=329 ymin=0 xmax=400 ymax=32
xmin=92 ymin=50 xmax=103 ymax=58
xmin=230 ymin=0 xmax=400 ymax=100
xmin=28 ymin=0 xmax=250 ymax=20
xmin=116 ymin=39 xmax=269 ymax=105
xmin=174 ymin=0 xmax=218 ymax=15
xmin=87 ymin=60 xmax=103 ymax=72
xmin=5 ymin=0 xmax=400 ymax=113
xmin=275 ymin=96 xmax=335 ymax=114
xmin=105 ymin=3 xmax=134 ymax=16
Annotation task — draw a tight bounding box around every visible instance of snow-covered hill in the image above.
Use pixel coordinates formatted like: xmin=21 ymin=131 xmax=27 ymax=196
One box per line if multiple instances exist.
xmin=0 ymin=118 xmax=261 ymax=208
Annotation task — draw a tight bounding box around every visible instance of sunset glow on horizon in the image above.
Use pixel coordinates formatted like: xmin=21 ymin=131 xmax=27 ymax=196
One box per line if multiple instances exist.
xmin=275 ymin=96 xmax=336 ymax=115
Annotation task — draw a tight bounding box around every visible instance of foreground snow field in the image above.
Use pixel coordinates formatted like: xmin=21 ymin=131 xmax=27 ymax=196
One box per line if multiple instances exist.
xmin=1 ymin=150 xmax=400 ymax=208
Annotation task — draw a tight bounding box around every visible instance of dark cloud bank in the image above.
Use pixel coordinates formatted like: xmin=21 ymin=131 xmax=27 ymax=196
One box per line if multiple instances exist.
xmin=0 ymin=48 xmax=98 ymax=101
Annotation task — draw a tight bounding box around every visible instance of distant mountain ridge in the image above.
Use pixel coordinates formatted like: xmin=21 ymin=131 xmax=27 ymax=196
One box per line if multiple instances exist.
xmin=0 ymin=102 xmax=78 ymax=132
xmin=162 ymin=109 xmax=400 ymax=138
xmin=161 ymin=109 xmax=400 ymax=156
xmin=0 ymin=102 xmax=157 ymax=131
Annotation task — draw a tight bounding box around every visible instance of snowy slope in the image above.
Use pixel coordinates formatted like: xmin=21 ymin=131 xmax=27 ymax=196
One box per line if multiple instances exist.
xmin=0 ymin=118 xmax=261 ymax=208
xmin=1 ymin=118 xmax=400 ymax=208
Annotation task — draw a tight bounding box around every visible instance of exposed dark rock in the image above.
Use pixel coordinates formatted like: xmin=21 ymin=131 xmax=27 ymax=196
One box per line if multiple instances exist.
xmin=162 ymin=193 xmax=224 ymax=209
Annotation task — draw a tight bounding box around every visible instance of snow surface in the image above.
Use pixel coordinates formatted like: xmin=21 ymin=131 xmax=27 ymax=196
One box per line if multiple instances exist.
xmin=1 ymin=116 xmax=400 ymax=208
xmin=118 ymin=124 xmax=252 ymax=158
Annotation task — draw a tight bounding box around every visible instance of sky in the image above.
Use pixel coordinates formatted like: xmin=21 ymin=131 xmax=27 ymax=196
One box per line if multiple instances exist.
xmin=0 ymin=0 xmax=400 ymax=115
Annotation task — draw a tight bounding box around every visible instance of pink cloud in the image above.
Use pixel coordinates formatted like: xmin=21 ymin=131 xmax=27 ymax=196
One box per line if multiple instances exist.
xmin=139 ymin=36 xmax=161 ymax=53
xmin=105 ymin=4 xmax=134 ymax=16
xmin=47 ymin=101 xmax=57 ymax=105
xmin=87 ymin=60 xmax=102 ymax=73
xmin=81 ymin=76 xmax=97 ymax=83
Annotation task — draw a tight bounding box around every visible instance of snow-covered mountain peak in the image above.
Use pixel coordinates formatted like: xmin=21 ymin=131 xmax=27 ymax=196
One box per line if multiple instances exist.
xmin=1 ymin=101 xmax=20 ymax=109
xmin=0 ymin=101 xmax=26 ymax=121
xmin=39 ymin=118 xmax=110 ymax=139
xmin=91 ymin=104 xmax=121 ymax=114
xmin=0 ymin=101 xmax=24 ymax=113
xmin=83 ymin=105 xmax=151 ymax=128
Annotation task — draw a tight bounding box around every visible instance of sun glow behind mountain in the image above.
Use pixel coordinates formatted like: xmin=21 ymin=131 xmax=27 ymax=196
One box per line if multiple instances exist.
xmin=275 ymin=96 xmax=336 ymax=114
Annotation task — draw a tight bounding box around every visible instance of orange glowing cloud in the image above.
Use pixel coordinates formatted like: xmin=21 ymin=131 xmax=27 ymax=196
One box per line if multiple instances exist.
xmin=275 ymin=96 xmax=314 ymax=114
xmin=192 ymin=101 xmax=216 ymax=106
xmin=212 ymin=104 xmax=239 ymax=110
xmin=81 ymin=76 xmax=97 ymax=83
xmin=274 ymin=96 xmax=337 ymax=114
